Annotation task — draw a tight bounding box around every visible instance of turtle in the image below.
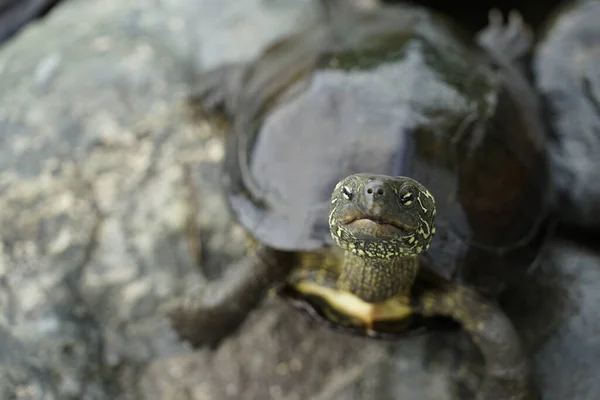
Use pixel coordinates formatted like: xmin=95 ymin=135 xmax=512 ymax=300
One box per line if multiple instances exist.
xmin=168 ymin=4 xmax=553 ymax=400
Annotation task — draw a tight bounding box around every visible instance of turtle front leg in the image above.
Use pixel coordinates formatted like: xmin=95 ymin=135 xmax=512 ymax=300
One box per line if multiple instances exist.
xmin=418 ymin=284 xmax=538 ymax=400
xmin=168 ymin=245 xmax=294 ymax=348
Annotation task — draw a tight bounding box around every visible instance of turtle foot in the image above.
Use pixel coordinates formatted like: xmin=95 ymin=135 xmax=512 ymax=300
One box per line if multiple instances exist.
xmin=166 ymin=246 xmax=293 ymax=348
xmin=418 ymin=285 xmax=537 ymax=400
xmin=166 ymin=288 xmax=244 ymax=349
xmin=477 ymin=9 xmax=533 ymax=63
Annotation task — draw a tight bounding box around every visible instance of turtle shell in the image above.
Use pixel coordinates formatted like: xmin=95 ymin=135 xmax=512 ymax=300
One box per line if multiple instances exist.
xmin=223 ymin=6 xmax=553 ymax=282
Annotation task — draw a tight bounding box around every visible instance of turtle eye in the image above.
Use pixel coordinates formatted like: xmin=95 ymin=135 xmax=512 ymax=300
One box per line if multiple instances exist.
xmin=341 ymin=186 xmax=353 ymax=200
xmin=400 ymin=191 xmax=414 ymax=206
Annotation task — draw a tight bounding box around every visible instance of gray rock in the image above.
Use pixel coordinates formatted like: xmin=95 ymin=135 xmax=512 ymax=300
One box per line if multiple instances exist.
xmin=140 ymin=299 xmax=455 ymax=400
xmin=533 ymin=1 xmax=600 ymax=228
xmin=0 ymin=0 xmax=323 ymax=398
xmin=0 ymin=324 xmax=55 ymax=400
xmin=534 ymin=240 xmax=600 ymax=400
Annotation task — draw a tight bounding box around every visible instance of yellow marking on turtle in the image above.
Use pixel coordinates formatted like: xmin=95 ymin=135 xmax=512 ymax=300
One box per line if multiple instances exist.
xmin=421 ymin=189 xmax=435 ymax=202
xmin=295 ymin=281 xmax=413 ymax=327
xmin=422 ymin=295 xmax=435 ymax=313
xmin=329 ymin=204 xmax=337 ymax=226
xmin=417 ymin=215 xmax=431 ymax=238
xmin=416 ymin=194 xmax=428 ymax=214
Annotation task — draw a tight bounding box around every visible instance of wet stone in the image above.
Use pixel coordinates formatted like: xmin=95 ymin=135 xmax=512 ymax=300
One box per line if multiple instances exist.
xmin=534 ymin=1 xmax=600 ymax=228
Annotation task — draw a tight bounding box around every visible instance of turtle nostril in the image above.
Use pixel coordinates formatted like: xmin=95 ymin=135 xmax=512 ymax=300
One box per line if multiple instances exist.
xmin=364 ymin=180 xmax=385 ymax=197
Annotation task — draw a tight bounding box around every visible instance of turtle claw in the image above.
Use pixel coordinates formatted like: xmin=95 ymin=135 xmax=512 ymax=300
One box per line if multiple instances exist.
xmin=477 ymin=9 xmax=533 ymax=62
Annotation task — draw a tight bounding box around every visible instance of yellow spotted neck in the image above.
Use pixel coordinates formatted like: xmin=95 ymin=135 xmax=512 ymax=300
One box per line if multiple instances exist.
xmin=336 ymin=251 xmax=418 ymax=303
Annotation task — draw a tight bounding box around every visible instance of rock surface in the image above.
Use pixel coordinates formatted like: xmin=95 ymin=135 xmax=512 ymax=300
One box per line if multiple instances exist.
xmin=0 ymin=0 xmax=599 ymax=400
xmin=141 ymin=301 xmax=454 ymax=400
xmin=534 ymin=240 xmax=600 ymax=400
xmin=533 ymin=1 xmax=600 ymax=228
xmin=0 ymin=0 xmax=323 ymax=398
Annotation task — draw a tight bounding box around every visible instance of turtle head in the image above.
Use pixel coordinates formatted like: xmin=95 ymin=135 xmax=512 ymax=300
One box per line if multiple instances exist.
xmin=329 ymin=174 xmax=436 ymax=259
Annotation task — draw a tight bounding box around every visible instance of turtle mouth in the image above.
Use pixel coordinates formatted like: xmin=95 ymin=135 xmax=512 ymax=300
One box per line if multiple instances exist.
xmin=342 ymin=215 xmax=413 ymax=234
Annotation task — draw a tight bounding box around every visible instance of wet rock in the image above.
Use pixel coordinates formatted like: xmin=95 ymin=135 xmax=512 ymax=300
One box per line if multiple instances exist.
xmin=533 ymin=1 xmax=600 ymax=228
xmin=534 ymin=239 xmax=600 ymax=400
xmin=140 ymin=298 xmax=455 ymax=400
xmin=0 ymin=0 xmax=322 ymax=398
xmin=0 ymin=324 xmax=55 ymax=399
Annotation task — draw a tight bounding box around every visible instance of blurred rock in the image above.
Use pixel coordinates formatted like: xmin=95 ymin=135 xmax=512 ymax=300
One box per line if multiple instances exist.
xmin=533 ymin=1 xmax=600 ymax=228
xmin=534 ymin=239 xmax=600 ymax=400
xmin=0 ymin=0 xmax=322 ymax=398
xmin=140 ymin=299 xmax=455 ymax=400
xmin=0 ymin=324 xmax=55 ymax=399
